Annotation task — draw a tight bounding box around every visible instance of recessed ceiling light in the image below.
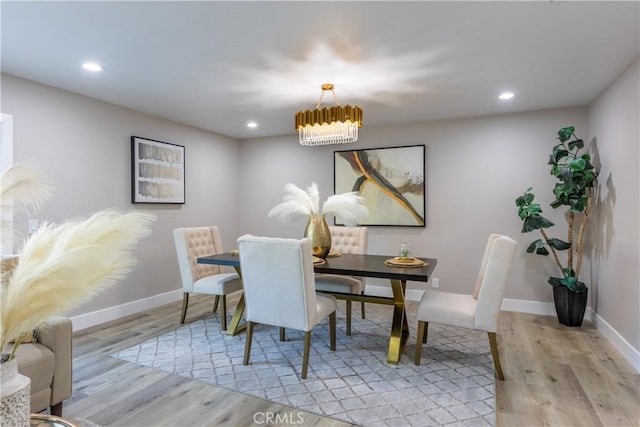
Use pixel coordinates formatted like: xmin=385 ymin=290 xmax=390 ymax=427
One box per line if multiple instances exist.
xmin=246 ymin=121 xmax=258 ymax=128
xmin=82 ymin=62 xmax=103 ymax=72
xmin=499 ymin=92 xmax=514 ymax=100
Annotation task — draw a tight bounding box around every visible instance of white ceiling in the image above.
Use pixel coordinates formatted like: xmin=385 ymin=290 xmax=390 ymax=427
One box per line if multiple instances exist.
xmin=2 ymin=1 xmax=639 ymax=140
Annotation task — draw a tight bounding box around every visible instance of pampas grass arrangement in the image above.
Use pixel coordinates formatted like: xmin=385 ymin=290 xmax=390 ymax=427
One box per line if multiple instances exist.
xmin=0 ymin=163 xmax=156 ymax=360
xmin=268 ymin=182 xmax=368 ymax=226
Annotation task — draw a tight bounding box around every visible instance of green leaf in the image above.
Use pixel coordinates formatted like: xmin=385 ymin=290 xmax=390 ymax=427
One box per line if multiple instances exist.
xmin=548 ymin=277 xmax=563 ymax=287
xmin=562 ymin=267 xmax=575 ymax=277
xmin=526 ymin=239 xmax=549 ymax=255
xmin=515 ymin=195 xmax=525 ymax=207
xmin=570 ymin=197 xmax=586 ymax=212
xmin=570 ymin=158 xmax=586 ymax=171
xmin=526 ymin=240 xmax=540 ymax=253
xmin=548 ymin=238 xmax=570 ymax=250
xmin=522 ymin=215 xmax=554 ymax=232
xmin=535 ymin=246 xmax=550 ymax=255
xmin=527 ymin=203 xmax=542 ymax=215
xmin=553 ymin=149 xmax=570 ymax=164
xmin=556 ymin=166 xmax=573 ymax=181
xmin=524 ymin=191 xmax=534 ymax=204
xmin=550 ymin=199 xmax=562 ymax=209
xmin=557 ymin=126 xmax=575 ymax=143
xmin=572 ymin=281 xmax=588 ymax=293
xmin=561 ymin=276 xmax=577 ymax=289
xmin=568 ymin=139 xmax=584 ymax=150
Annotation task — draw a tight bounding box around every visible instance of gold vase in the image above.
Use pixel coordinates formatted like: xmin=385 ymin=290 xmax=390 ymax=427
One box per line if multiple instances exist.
xmin=304 ymin=216 xmax=331 ymax=259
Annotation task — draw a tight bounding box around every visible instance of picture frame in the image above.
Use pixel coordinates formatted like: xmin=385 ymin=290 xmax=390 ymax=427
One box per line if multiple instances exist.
xmin=334 ymin=144 xmax=425 ymax=227
xmin=131 ymin=136 xmax=185 ymax=204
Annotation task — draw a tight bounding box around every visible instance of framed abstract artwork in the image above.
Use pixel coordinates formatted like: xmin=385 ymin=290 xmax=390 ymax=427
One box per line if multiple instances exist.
xmin=131 ymin=136 xmax=185 ymax=204
xmin=334 ymin=144 xmax=425 ymax=227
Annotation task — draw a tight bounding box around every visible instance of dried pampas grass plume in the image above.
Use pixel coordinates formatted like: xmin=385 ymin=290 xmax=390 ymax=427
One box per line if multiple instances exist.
xmin=268 ymin=182 xmax=368 ymax=227
xmin=0 ymin=163 xmax=53 ymax=214
xmin=1 ymin=209 xmax=156 ymax=354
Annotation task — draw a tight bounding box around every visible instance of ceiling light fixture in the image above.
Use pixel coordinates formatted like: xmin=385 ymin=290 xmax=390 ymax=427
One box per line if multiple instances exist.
xmin=499 ymin=91 xmax=514 ymax=100
xmin=295 ymin=83 xmax=363 ymax=146
xmin=246 ymin=121 xmax=258 ymax=128
xmin=82 ymin=62 xmax=103 ymax=72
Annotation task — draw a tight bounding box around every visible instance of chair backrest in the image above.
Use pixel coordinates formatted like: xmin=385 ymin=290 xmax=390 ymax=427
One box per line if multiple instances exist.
xmin=173 ymin=226 xmax=225 ymax=292
xmin=474 ymin=235 xmax=517 ymax=332
xmin=329 ymin=226 xmax=367 ymax=254
xmin=472 ymin=233 xmax=502 ymax=300
xmin=237 ymin=235 xmax=317 ymax=331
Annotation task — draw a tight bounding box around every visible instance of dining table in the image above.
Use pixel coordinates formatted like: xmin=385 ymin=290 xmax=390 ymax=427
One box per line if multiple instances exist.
xmin=197 ymin=252 xmax=437 ymax=364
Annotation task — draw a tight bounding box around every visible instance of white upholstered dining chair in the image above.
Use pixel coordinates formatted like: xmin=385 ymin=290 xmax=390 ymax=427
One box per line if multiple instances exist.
xmin=315 ymin=226 xmax=367 ymax=335
xmin=237 ymin=235 xmax=337 ymax=379
xmin=173 ymin=226 xmax=242 ymax=329
xmin=414 ymin=234 xmax=517 ymax=381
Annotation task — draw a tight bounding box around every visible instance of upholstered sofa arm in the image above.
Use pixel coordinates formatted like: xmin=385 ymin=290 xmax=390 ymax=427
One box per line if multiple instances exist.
xmin=36 ymin=317 xmax=72 ymax=405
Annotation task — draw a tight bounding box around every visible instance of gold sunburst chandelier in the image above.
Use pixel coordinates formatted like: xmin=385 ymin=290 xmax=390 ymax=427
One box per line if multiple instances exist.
xmin=295 ymin=84 xmax=363 ymax=146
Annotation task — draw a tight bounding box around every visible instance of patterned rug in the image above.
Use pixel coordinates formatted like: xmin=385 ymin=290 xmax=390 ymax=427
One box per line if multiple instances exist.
xmin=112 ymin=303 xmax=495 ymax=426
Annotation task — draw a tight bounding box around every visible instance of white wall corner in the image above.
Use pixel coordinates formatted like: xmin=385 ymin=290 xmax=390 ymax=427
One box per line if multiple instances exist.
xmin=71 ymin=289 xmax=183 ymax=332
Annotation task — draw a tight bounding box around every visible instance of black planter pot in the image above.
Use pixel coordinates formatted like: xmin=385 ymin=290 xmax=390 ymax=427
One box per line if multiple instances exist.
xmin=553 ymin=285 xmax=588 ymax=327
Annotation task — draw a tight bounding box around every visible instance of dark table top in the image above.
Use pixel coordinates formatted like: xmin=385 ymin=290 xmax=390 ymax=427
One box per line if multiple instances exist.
xmin=198 ymin=252 xmax=437 ymax=282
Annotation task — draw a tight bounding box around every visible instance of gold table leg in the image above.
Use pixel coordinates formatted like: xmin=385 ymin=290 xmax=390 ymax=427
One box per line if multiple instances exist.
xmin=226 ymin=266 xmax=246 ymax=336
xmin=387 ymin=279 xmax=409 ymax=364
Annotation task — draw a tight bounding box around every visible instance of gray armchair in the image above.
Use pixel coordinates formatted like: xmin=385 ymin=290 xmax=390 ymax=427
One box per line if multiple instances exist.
xmin=13 ymin=316 xmax=73 ymax=416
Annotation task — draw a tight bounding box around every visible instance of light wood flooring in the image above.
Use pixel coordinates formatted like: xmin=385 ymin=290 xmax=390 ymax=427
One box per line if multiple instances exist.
xmin=62 ymin=294 xmax=639 ymax=426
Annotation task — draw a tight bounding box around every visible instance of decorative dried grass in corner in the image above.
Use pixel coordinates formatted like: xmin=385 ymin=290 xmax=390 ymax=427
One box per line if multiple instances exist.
xmin=0 ymin=163 xmax=156 ymax=359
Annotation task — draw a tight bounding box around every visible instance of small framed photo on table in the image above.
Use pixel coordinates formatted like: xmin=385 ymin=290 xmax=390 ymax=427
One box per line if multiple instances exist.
xmin=131 ymin=136 xmax=185 ymax=204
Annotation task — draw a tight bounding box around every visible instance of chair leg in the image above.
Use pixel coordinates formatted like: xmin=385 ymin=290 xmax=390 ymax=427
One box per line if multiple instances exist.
xmin=212 ymin=295 xmax=220 ymax=313
xmin=346 ymin=300 xmax=352 ymax=336
xmin=302 ymin=331 xmax=312 ymax=379
xmin=280 ymin=327 xmax=286 ymax=341
xmin=488 ymin=332 xmax=505 ymax=381
xmin=423 ymin=321 xmax=429 ymax=343
xmin=180 ymin=293 xmax=189 ymax=324
xmin=361 ymin=300 xmax=366 ymax=319
xmin=50 ymin=402 xmax=63 ymax=417
xmin=220 ymin=295 xmax=227 ymax=331
xmin=415 ymin=320 xmax=427 ymax=365
xmin=243 ymin=321 xmax=254 ymax=365
xmin=329 ymin=312 xmax=336 ymax=351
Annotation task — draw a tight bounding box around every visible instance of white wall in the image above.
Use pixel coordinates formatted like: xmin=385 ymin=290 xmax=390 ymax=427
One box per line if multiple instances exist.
xmin=1 ymin=74 xmax=241 ymax=318
xmin=588 ymin=59 xmax=640 ymax=357
xmin=238 ymin=108 xmax=589 ymax=304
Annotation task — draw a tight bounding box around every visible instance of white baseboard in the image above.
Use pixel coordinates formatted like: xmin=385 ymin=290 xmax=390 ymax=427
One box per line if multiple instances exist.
xmin=366 ymin=286 xmax=595 ymax=321
xmin=70 ymin=289 xmax=183 ymax=332
xmin=592 ymin=312 xmax=640 ymax=372
xmin=500 ymin=298 xmax=594 ymax=323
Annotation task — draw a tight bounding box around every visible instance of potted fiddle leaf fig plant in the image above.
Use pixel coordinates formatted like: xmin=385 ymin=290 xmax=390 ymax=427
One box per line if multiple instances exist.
xmin=515 ymin=126 xmax=597 ymax=326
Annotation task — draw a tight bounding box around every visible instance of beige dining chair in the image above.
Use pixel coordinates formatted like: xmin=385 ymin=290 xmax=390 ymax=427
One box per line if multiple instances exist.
xmin=414 ymin=234 xmax=517 ymax=381
xmin=173 ymin=226 xmax=242 ymax=329
xmin=237 ymin=235 xmax=337 ymax=379
xmin=315 ymin=226 xmax=367 ymax=335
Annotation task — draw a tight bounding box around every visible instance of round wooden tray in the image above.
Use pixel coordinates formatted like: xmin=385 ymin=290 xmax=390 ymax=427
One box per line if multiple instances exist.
xmin=384 ymin=257 xmax=428 ymax=267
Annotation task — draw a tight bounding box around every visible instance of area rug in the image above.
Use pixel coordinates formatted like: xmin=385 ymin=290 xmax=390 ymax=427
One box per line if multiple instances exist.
xmin=112 ymin=303 xmax=495 ymax=426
